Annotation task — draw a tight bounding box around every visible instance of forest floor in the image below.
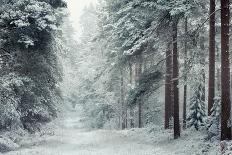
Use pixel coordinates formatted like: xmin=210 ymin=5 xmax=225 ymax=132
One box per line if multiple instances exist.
xmin=2 ymin=109 xmax=220 ymax=155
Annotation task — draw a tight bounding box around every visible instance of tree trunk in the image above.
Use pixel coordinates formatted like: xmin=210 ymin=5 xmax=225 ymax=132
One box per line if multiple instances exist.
xmin=125 ymin=109 xmax=128 ymax=129
xmin=183 ymin=17 xmax=188 ymax=129
xmin=199 ymin=36 xmax=206 ymax=103
xmin=220 ymin=0 xmax=231 ymax=141
xmin=137 ymin=56 xmax=143 ymax=128
xmin=208 ymin=0 xmax=216 ymax=116
xmin=135 ymin=56 xmax=143 ymax=128
xmin=129 ymin=108 xmax=134 ymax=128
xmin=138 ymin=98 xmax=142 ymax=128
xmin=165 ymin=42 xmax=172 ymax=129
xmin=129 ymin=61 xmax=134 ymax=128
xmin=172 ymin=17 xmax=180 ymax=139
xmin=216 ymin=47 xmax=221 ymax=94
xmin=217 ymin=68 xmax=220 ymax=93
xmin=120 ymin=68 xmax=126 ymax=130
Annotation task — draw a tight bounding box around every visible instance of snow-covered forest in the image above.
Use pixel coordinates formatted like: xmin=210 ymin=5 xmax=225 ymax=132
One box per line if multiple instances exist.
xmin=0 ymin=0 xmax=232 ymax=154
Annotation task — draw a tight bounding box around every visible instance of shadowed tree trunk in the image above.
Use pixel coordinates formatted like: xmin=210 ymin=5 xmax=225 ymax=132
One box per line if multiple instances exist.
xmin=217 ymin=68 xmax=220 ymax=93
xmin=172 ymin=17 xmax=180 ymax=139
xmin=129 ymin=61 xmax=134 ymax=128
xmin=165 ymin=42 xmax=172 ymax=129
xmin=208 ymin=0 xmax=216 ymax=116
xmin=137 ymin=56 xmax=143 ymax=128
xmin=138 ymin=98 xmax=142 ymax=128
xmin=120 ymin=68 xmax=126 ymax=130
xmin=220 ymin=0 xmax=231 ymax=141
xmin=216 ymin=47 xmax=220 ymax=94
xmin=183 ymin=17 xmax=188 ymax=129
xmin=134 ymin=55 xmax=143 ymax=128
xmin=200 ymin=36 xmax=206 ymax=104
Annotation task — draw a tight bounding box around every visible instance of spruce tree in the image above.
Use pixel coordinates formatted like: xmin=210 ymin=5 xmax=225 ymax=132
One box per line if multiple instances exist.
xmin=207 ymin=96 xmax=221 ymax=139
xmin=187 ymin=84 xmax=206 ymax=130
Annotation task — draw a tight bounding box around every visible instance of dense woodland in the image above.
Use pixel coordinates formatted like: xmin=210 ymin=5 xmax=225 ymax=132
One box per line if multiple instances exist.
xmin=1 ymin=0 xmax=232 ymax=154
xmin=71 ymin=0 xmax=231 ymax=141
xmin=0 ymin=0 xmax=67 ymax=132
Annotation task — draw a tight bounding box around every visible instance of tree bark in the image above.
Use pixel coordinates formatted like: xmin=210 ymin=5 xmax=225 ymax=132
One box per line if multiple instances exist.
xmin=199 ymin=36 xmax=206 ymax=103
xmin=138 ymin=98 xmax=142 ymax=128
xmin=216 ymin=47 xmax=221 ymax=94
xmin=129 ymin=61 xmax=134 ymax=128
xmin=208 ymin=0 xmax=216 ymax=116
xmin=220 ymin=0 xmax=231 ymax=141
xmin=165 ymin=42 xmax=172 ymax=129
xmin=120 ymin=68 xmax=126 ymax=130
xmin=137 ymin=56 xmax=143 ymax=128
xmin=172 ymin=17 xmax=180 ymax=139
xmin=217 ymin=68 xmax=220 ymax=93
xmin=183 ymin=18 xmax=188 ymax=129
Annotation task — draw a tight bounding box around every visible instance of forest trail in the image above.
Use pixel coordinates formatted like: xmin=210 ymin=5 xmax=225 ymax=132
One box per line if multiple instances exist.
xmin=3 ymin=109 xmax=170 ymax=155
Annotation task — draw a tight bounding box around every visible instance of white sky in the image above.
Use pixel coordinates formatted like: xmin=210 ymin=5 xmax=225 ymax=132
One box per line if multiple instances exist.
xmin=66 ymin=0 xmax=98 ymax=38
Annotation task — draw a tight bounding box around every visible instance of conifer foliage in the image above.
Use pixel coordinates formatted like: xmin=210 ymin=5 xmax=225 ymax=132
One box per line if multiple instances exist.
xmin=0 ymin=0 xmax=66 ymax=132
xmin=187 ymin=83 xmax=206 ymax=130
xmin=207 ymin=96 xmax=221 ymax=139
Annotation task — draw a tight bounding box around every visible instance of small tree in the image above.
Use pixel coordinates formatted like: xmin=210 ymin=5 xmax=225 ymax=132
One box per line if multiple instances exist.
xmin=187 ymin=84 xmax=206 ymax=130
xmin=207 ymin=96 xmax=221 ymax=139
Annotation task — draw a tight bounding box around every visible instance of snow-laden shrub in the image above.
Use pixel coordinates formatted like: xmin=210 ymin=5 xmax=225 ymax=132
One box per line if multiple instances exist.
xmin=145 ymin=124 xmax=163 ymax=134
xmin=0 ymin=73 xmax=32 ymax=130
xmin=0 ymin=103 xmax=20 ymax=130
xmin=82 ymin=103 xmax=105 ymax=129
xmin=103 ymin=117 xmax=120 ymax=130
xmin=206 ymin=96 xmax=221 ymax=140
xmin=221 ymin=141 xmax=232 ymax=155
xmin=0 ymin=71 xmax=60 ymax=132
xmin=143 ymin=92 xmax=163 ymax=127
xmin=0 ymin=136 xmax=19 ymax=153
xmin=187 ymin=84 xmax=206 ymax=130
xmin=19 ymin=84 xmax=62 ymax=132
xmin=82 ymin=101 xmax=116 ymax=129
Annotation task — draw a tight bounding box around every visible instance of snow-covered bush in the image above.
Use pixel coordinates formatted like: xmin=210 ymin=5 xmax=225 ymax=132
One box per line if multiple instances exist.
xmin=0 ymin=0 xmax=66 ymax=132
xmin=82 ymin=102 xmax=116 ymax=129
xmin=206 ymin=96 xmax=221 ymax=140
xmin=187 ymin=84 xmax=206 ymax=130
xmin=0 ymin=73 xmax=58 ymax=132
xmin=221 ymin=141 xmax=232 ymax=155
xmin=143 ymin=93 xmax=163 ymax=127
xmin=0 ymin=73 xmax=32 ymax=130
xmin=103 ymin=117 xmax=120 ymax=130
xmin=0 ymin=136 xmax=19 ymax=153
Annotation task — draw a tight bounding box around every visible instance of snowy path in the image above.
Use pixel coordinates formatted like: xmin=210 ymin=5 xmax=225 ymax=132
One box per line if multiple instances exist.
xmin=4 ymin=111 xmax=169 ymax=155
xmin=3 ymin=109 xmax=215 ymax=155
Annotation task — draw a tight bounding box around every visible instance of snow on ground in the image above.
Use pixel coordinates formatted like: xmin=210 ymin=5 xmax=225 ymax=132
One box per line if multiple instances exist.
xmin=2 ymin=110 xmax=220 ymax=155
xmin=120 ymin=127 xmax=220 ymax=155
